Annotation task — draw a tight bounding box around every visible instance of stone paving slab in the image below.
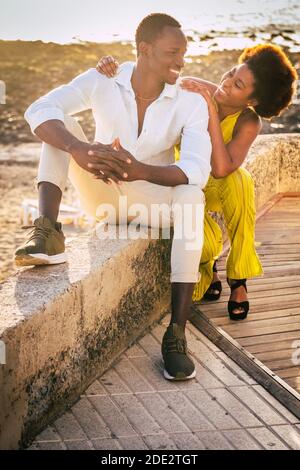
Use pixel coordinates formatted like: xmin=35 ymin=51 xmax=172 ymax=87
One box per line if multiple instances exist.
xmin=29 ymin=314 xmax=300 ymax=450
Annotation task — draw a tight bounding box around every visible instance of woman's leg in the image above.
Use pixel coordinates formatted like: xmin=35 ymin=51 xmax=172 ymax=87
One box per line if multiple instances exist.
xmin=192 ymin=211 xmax=223 ymax=301
xmin=218 ymin=168 xmax=263 ymax=280
xmin=192 ymin=176 xmax=223 ymax=302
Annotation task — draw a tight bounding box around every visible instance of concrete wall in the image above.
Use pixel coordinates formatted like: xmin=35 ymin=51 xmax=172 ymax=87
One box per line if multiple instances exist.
xmin=0 ymin=133 xmax=299 ymax=449
xmin=245 ymin=133 xmax=300 ymax=208
xmin=0 ymin=234 xmax=172 ymax=449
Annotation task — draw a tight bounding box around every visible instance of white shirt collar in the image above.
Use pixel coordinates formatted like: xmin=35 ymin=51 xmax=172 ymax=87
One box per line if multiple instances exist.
xmin=115 ymin=61 xmax=178 ymax=100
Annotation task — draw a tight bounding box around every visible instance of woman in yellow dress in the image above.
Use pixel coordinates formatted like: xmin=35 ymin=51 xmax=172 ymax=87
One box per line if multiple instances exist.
xmin=96 ymin=44 xmax=297 ymax=320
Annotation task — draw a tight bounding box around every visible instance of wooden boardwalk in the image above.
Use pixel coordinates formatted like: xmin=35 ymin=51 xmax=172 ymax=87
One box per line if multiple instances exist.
xmin=191 ymin=194 xmax=300 ymax=410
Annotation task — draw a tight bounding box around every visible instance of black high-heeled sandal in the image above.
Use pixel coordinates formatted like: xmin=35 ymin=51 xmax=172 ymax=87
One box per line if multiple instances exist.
xmin=203 ymin=261 xmax=222 ymax=301
xmin=227 ymin=278 xmax=249 ymax=321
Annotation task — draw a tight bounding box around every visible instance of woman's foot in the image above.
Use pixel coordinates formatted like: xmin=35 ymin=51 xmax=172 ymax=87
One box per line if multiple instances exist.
xmin=203 ymin=261 xmax=222 ymax=301
xmin=208 ymin=271 xmax=222 ymax=294
xmin=227 ymin=278 xmax=249 ymax=320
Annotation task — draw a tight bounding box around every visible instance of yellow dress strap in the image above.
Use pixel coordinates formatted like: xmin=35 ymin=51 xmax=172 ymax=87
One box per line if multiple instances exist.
xmin=220 ymin=110 xmax=243 ymax=145
xmin=211 ymin=96 xmax=243 ymax=145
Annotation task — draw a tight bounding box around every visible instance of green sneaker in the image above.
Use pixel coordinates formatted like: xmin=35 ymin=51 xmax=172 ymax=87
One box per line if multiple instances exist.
xmin=161 ymin=323 xmax=196 ymax=381
xmin=15 ymin=216 xmax=66 ymax=266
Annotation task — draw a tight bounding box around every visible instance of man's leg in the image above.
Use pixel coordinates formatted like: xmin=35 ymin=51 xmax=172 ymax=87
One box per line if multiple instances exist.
xmin=38 ymin=182 xmax=62 ymax=224
xmin=15 ymin=116 xmax=121 ymax=266
xmin=169 ymin=184 xmax=205 ymax=322
xmin=162 ymin=184 xmax=205 ymax=380
xmin=123 ymin=181 xmax=204 ymax=380
xmin=171 ymin=283 xmax=195 ymax=329
xmin=15 ymin=116 xmax=73 ymax=265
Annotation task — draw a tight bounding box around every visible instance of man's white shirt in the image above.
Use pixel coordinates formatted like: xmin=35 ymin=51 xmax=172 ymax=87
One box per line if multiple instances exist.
xmin=25 ymin=61 xmax=212 ymax=187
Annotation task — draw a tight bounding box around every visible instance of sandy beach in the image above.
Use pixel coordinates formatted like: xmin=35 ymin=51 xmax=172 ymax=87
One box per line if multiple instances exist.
xmin=0 ymin=40 xmax=299 ymax=282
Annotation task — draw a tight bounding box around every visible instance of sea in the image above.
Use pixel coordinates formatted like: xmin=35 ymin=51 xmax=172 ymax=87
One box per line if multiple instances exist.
xmin=1 ymin=0 xmax=300 ymax=55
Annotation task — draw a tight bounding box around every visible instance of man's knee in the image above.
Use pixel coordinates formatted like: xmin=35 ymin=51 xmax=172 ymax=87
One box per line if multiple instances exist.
xmin=172 ymin=184 xmax=205 ymax=206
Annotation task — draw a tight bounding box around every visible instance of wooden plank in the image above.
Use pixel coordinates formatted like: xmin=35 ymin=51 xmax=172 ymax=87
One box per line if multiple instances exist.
xmin=257 ymin=246 xmax=300 ymax=251
xmin=255 ymin=193 xmax=284 ymax=219
xmin=257 ymin=254 xmax=300 ymax=260
xmin=216 ymin=266 xmax=300 ymax=278
xmin=218 ymin=262 xmax=300 ymax=271
xmin=215 ymin=308 xmax=300 ymax=326
xmin=270 ymin=216 xmax=299 ymax=220
xmin=255 ymin=348 xmax=297 ymax=360
xmin=233 ymin=323 xmax=300 ymax=339
xmin=276 ymin=368 xmax=300 ymax=379
xmin=256 ymin=223 xmax=300 ymax=227
xmin=286 ymin=377 xmax=300 ymax=392
xmin=260 ymin=210 xmax=300 ymax=214
xmin=189 ymin=307 xmax=300 ymax=419
xmin=215 ymin=286 xmax=300 ymax=301
xmin=204 ymin=287 xmax=300 ymax=303
xmin=203 ymin=304 xmax=300 ymax=319
xmin=220 ymin=275 xmax=300 ymax=294
xmin=265 ymin=359 xmax=297 ymax=371
xmin=224 ymin=316 xmax=300 ymax=334
xmin=200 ymin=295 xmax=300 ymax=316
xmin=217 ymin=260 xmax=300 ymax=269
xmin=255 ymin=236 xmax=300 ymax=244
xmin=256 ymin=235 xmax=300 ymax=245
xmin=245 ymin=275 xmax=300 ymax=286
xmin=192 ymin=194 xmax=300 ymax=405
xmin=239 ymin=330 xmax=300 ymax=347
xmin=202 ymin=290 xmax=300 ymax=307
xmin=247 ymin=340 xmax=300 ymax=354
xmin=217 ymin=307 xmax=299 ymax=328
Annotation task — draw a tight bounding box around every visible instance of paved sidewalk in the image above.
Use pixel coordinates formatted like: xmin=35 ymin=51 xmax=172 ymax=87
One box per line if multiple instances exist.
xmin=28 ymin=314 xmax=300 ymax=450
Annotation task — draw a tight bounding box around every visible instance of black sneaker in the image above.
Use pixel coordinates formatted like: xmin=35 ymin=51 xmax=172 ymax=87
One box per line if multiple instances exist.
xmin=161 ymin=323 xmax=196 ymax=381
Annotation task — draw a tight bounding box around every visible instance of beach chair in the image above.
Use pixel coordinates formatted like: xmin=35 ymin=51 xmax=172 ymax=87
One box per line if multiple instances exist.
xmin=20 ymin=198 xmax=95 ymax=228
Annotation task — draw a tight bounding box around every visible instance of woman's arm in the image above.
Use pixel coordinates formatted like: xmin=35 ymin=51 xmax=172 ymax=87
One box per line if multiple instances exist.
xmin=180 ymin=80 xmax=261 ymax=178
xmin=181 ymin=77 xmax=218 ymax=95
xmin=96 ymin=56 xmax=119 ymax=77
xmin=208 ymin=105 xmax=261 ymax=178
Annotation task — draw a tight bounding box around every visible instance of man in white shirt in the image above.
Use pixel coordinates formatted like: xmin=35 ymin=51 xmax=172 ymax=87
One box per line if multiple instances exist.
xmin=16 ymin=13 xmax=211 ymax=381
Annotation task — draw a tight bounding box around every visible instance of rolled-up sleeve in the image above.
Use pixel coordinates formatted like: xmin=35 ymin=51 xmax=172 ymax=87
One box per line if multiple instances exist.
xmin=174 ymin=96 xmax=211 ymax=187
xmin=24 ymin=68 xmax=100 ymax=134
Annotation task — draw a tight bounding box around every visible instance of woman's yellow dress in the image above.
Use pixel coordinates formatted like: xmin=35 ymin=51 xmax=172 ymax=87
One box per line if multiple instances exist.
xmin=177 ymin=109 xmax=263 ymax=301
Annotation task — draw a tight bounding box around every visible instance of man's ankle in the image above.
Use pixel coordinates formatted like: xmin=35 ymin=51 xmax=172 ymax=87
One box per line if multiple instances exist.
xmin=38 ymin=214 xmax=58 ymax=226
xmin=168 ymin=321 xmax=186 ymax=330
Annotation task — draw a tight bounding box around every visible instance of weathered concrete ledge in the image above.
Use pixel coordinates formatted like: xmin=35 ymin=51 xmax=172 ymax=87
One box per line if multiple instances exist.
xmin=0 ymin=233 xmax=172 ymax=449
xmin=0 ymin=133 xmax=299 ymax=449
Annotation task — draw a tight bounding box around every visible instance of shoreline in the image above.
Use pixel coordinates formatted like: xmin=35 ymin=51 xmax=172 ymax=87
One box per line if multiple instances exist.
xmin=1 ymin=20 xmax=300 ymax=51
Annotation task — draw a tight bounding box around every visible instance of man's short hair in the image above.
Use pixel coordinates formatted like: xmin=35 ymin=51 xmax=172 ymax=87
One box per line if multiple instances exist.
xmin=135 ymin=13 xmax=181 ymax=52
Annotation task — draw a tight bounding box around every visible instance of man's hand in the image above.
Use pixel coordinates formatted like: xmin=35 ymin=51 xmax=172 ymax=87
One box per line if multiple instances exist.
xmin=89 ymin=139 xmax=146 ymax=184
xmin=34 ymin=120 xmax=139 ymax=185
xmin=69 ymin=140 xmax=133 ymax=185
